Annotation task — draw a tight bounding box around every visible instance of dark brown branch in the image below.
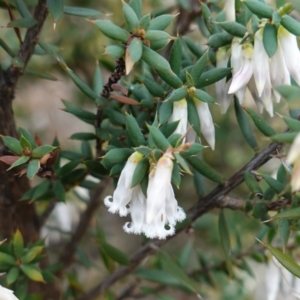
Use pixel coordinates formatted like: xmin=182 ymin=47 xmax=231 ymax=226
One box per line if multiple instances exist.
xmin=77 ymin=140 xmax=283 ymax=300
xmin=58 ymin=178 xmax=110 ymax=272
xmin=7 ymin=0 xmax=48 ymax=83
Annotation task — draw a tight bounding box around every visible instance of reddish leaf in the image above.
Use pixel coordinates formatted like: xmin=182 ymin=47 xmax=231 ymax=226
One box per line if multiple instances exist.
xmin=0 ymin=156 xmax=20 ymax=166
xmin=34 ymin=134 xmax=43 ymax=146
xmin=46 ymin=149 xmax=60 ymax=167
xmin=110 ymin=93 xmax=140 ymax=106
xmin=111 ymin=83 xmax=128 ymax=95
xmin=16 ymin=169 xmax=27 ymax=177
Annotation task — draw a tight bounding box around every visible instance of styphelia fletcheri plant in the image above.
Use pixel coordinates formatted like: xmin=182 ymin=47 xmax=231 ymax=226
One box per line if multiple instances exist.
xmin=2 ymin=0 xmax=300 ymax=299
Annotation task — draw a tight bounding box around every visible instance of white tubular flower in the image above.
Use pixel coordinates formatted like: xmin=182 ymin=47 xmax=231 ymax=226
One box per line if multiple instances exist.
xmin=224 ymin=0 xmax=235 ymax=21
xmin=194 ymin=99 xmax=215 ymax=150
xmin=247 ymin=77 xmax=264 ymax=114
xmin=261 ymin=75 xmax=274 ymax=117
xmin=144 ymin=154 xmax=186 ymax=239
xmin=287 ymin=133 xmax=300 ymax=192
xmin=104 ymin=151 xmax=143 ymax=216
xmin=228 ymin=43 xmax=254 ymax=96
xmin=287 ymin=133 xmax=300 ymax=165
xmin=0 ymin=286 xmax=19 ymax=300
xmin=123 ymin=185 xmax=146 ymax=234
xmin=279 ymin=26 xmax=300 ymax=86
xmin=253 ymin=27 xmax=270 ymax=97
xmin=216 ymin=47 xmax=233 ymax=114
xmin=169 ymin=99 xmax=188 ymax=137
xmin=231 ymin=37 xmax=243 ymax=76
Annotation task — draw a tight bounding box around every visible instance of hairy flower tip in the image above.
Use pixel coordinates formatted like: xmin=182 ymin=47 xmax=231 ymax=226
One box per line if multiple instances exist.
xmin=0 ymin=285 xmax=19 ymax=300
xmin=103 ymin=151 xmax=143 ymax=217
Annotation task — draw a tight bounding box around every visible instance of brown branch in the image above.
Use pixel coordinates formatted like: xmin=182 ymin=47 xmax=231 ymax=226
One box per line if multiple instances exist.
xmin=57 ymin=178 xmax=110 ymax=272
xmin=216 ymin=196 xmax=291 ymax=211
xmin=7 ymin=0 xmax=48 ymax=84
xmin=77 ymin=140 xmax=283 ymax=300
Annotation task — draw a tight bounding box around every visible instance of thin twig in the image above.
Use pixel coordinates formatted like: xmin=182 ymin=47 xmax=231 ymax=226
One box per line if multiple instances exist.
xmin=58 ymin=178 xmax=110 ymax=272
xmin=77 ymin=140 xmax=283 ymax=300
xmin=38 ymin=198 xmax=58 ymax=228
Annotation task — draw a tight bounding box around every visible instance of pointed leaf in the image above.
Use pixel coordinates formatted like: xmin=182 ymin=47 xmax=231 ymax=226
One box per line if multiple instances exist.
xmin=27 ymin=159 xmax=40 ymax=180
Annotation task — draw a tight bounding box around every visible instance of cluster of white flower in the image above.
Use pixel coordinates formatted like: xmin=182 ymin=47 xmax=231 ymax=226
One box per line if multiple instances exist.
xmin=287 ymin=133 xmax=300 ymax=192
xmin=216 ymin=24 xmax=300 ymax=117
xmin=0 ymin=285 xmax=19 ymax=300
xmin=104 ymin=151 xmax=186 ymax=239
xmin=169 ymin=98 xmax=215 ymax=150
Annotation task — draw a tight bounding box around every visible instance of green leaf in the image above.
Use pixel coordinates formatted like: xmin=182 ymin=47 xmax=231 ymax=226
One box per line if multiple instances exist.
xmin=160 ymin=121 xmax=180 ymax=138
xmin=126 ymin=37 xmax=143 ymax=73
xmin=47 ymin=0 xmax=63 ymax=25
xmin=178 ymin=241 xmax=193 ymax=268
xmin=279 ymin=219 xmax=290 ymax=250
xmin=93 ymin=20 xmax=130 ymax=42
xmin=183 ymin=36 xmax=203 ymax=58
xmin=6 ymin=267 xmax=19 ymax=285
xmin=190 ymin=51 xmax=208 ymax=85
xmin=207 ymin=32 xmax=233 ymax=48
xmin=32 ymin=145 xmax=56 ymax=158
xmin=27 ymin=159 xmax=40 ymax=180
xmin=149 ymin=126 xmax=171 ymax=151
xmin=21 ymin=246 xmax=43 ymax=264
xmin=138 ymin=14 xmax=150 ymax=30
xmin=165 ymin=87 xmax=187 ymax=103
xmin=142 ymin=45 xmax=171 ymax=71
xmin=197 ymin=68 xmax=231 ymax=88
xmin=131 ymin=157 xmax=149 ymax=187
xmin=276 ymin=85 xmax=300 ymax=102
xmin=193 ymin=89 xmax=215 ymax=104
xmin=0 ymin=252 xmax=15 ymax=265
xmin=159 ymin=101 xmax=173 ymax=124
xmin=0 ymin=38 xmax=16 ymax=57
xmin=105 ymin=44 xmax=125 ymax=59
xmin=56 ymin=160 xmax=81 ymax=177
xmin=123 ymin=0 xmax=139 ymax=31
xmin=64 ymin=6 xmax=101 ymax=17
xmin=62 ymin=99 xmax=96 ymax=125
xmin=186 ymin=157 xmax=223 ymax=183
xmin=174 ymin=153 xmax=192 ymax=174
xmin=93 ymin=63 xmax=103 ymax=95
xmin=13 ymin=230 xmax=24 ymax=258
xmin=187 ymin=98 xmax=201 ymax=136
xmin=261 ymin=174 xmax=285 ymax=194
xmin=252 ymin=203 xmax=267 ymax=219
xmin=63 ymin=68 xmax=98 ymax=101
xmin=143 ymin=78 xmax=164 ymax=97
xmin=19 ymin=127 xmax=36 ymax=149
xmin=20 ymin=135 xmax=32 ymax=150
xmin=149 ymin=14 xmax=175 ymax=30
xmin=260 ymin=241 xmax=300 ymax=278
xmin=25 ymin=70 xmax=58 ymax=81
xmin=234 ymin=98 xmax=258 ymax=151
xmin=244 ymin=107 xmax=277 ymax=136
xmin=170 ymin=38 xmax=182 ymax=77
xmin=218 ymin=21 xmax=247 ymax=37
xmin=244 ymin=171 xmax=263 ymax=198
xmin=53 ymin=180 xmax=66 ymax=202
xmin=201 ymin=3 xmax=220 ymax=34
xmin=70 ymin=132 xmax=97 ymax=141
xmin=185 ymin=72 xmax=194 ymax=87
xmin=219 ymin=210 xmax=232 ymax=277
xmin=243 ymin=0 xmax=274 ymax=18
xmin=129 ymin=0 xmax=142 ymax=19
xmin=7 ymin=156 xmax=30 ymax=171
xmin=20 ymin=264 xmax=45 ymax=282
xmin=171 ymin=162 xmax=181 ymax=187
xmin=7 ymin=18 xmax=37 ymax=28
xmin=99 ymin=241 xmax=130 ymax=265
xmin=273 ymin=207 xmax=300 ymax=219
xmin=282 ymin=116 xmax=300 ymax=132
xmin=180 ymin=143 xmax=204 ymax=158
xmin=159 ymin=251 xmax=200 ymax=296
xmin=1 ymin=136 xmax=23 ymax=155
xmin=102 ymin=148 xmax=133 ymax=165
xmin=126 ymin=114 xmax=145 ymax=147
xmin=271 ymin=132 xmax=298 ymax=143
xmin=146 ymin=30 xmax=171 ymax=50
xmin=263 ymin=23 xmax=278 ymax=58
xmin=16 ymin=0 xmax=31 ymax=18
xmin=156 ymin=69 xmax=183 ymax=89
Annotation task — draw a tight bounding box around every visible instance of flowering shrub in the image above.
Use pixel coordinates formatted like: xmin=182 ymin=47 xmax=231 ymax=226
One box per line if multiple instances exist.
xmin=1 ymin=0 xmax=300 ymax=299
